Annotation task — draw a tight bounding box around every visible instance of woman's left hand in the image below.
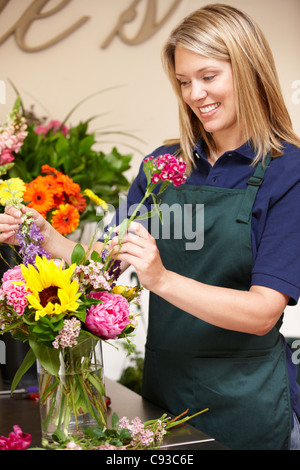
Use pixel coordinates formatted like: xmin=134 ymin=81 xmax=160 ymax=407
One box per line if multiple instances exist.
xmin=109 ymin=222 xmax=167 ymax=292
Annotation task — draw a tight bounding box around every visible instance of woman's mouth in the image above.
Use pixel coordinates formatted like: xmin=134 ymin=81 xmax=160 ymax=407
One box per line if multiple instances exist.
xmin=199 ymin=102 xmax=221 ymax=115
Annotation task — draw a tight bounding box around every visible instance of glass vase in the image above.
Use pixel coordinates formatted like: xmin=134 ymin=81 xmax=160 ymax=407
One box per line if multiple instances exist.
xmin=37 ymin=338 xmax=107 ymax=442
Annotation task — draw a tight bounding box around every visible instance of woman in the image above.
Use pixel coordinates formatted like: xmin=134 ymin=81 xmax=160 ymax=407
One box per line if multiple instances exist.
xmin=1 ymin=4 xmax=300 ymax=449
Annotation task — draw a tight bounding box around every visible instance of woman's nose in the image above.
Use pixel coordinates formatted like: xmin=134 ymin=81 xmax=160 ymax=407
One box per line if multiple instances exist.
xmin=190 ymin=82 xmax=207 ymax=101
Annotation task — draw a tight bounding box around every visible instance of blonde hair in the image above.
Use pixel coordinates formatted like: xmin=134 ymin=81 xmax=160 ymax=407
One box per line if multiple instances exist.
xmin=162 ymin=3 xmax=300 ymax=172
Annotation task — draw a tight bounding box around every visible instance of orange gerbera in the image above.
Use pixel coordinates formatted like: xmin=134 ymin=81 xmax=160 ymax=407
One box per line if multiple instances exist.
xmin=56 ymin=173 xmax=81 ymax=196
xmin=41 ymin=164 xmax=61 ymax=177
xmin=67 ymin=192 xmax=87 ymax=213
xmin=23 ymin=180 xmax=55 ymax=216
xmin=51 ymin=204 xmax=80 ymax=235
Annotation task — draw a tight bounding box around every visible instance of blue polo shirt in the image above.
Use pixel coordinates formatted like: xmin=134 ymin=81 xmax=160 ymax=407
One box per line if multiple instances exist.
xmin=101 ymin=139 xmax=300 ymax=419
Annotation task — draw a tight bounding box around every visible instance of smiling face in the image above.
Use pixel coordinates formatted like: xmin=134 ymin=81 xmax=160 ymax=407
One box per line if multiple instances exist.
xmin=175 ymin=47 xmax=243 ymax=151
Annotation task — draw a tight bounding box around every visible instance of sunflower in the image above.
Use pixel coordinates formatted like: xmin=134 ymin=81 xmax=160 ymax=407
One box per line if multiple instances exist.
xmin=0 ymin=178 xmax=26 ymax=205
xmin=51 ymin=204 xmax=80 ymax=235
xmin=23 ymin=180 xmax=55 ymax=216
xmin=21 ymin=256 xmax=82 ymax=321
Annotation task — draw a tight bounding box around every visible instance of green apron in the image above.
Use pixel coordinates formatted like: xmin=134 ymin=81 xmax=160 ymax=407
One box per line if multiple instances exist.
xmin=142 ymin=155 xmax=291 ymax=450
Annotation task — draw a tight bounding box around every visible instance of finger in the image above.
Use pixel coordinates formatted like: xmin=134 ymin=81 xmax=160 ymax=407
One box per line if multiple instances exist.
xmin=117 ymin=240 xmax=146 ymax=258
xmin=4 ymin=206 xmax=23 ymax=223
xmin=115 ymin=222 xmax=153 ymax=240
xmin=0 ymin=230 xmax=18 ymax=243
xmin=0 ymin=223 xmax=19 ymax=233
xmin=118 ymin=232 xmax=150 ymax=247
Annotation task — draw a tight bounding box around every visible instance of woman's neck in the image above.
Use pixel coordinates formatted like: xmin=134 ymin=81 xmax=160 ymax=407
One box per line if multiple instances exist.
xmin=211 ymin=132 xmax=246 ymax=163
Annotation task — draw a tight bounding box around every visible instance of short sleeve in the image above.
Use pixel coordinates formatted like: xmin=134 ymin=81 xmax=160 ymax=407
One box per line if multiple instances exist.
xmin=251 ymin=150 xmax=300 ymax=305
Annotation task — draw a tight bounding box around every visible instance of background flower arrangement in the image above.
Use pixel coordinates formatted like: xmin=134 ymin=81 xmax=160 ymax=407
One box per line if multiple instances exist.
xmin=0 ymin=94 xmax=133 ymax=235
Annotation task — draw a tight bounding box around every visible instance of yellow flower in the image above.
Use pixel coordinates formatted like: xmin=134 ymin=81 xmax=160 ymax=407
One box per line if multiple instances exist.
xmin=112 ymin=285 xmax=140 ymax=302
xmin=21 ymin=256 xmax=82 ymax=321
xmin=83 ymin=189 xmax=108 ymax=210
xmin=0 ymin=178 xmax=26 ymax=205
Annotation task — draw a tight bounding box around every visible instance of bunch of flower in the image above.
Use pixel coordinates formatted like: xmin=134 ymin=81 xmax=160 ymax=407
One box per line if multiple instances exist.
xmin=52 ymin=317 xmax=81 ymax=349
xmin=144 ymin=153 xmax=187 ymax=187
xmin=3 ymin=95 xmax=132 ymax=229
xmin=0 ymin=247 xmax=141 ymax=347
xmin=0 ymin=177 xmax=51 ymax=266
xmin=22 ymin=164 xmax=106 ymax=236
xmin=116 ymin=153 xmax=187 ymax=242
xmin=0 ymin=152 xmax=187 ymax=392
xmin=0 ymin=151 xmax=189 ymax=444
xmin=38 ymin=409 xmax=208 ymax=451
xmin=0 ymin=97 xmax=27 ymax=167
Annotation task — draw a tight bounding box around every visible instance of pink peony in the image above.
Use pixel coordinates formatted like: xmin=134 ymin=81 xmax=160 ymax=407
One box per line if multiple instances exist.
xmin=0 ymin=425 xmax=31 ymax=450
xmin=85 ymin=291 xmax=130 ymax=340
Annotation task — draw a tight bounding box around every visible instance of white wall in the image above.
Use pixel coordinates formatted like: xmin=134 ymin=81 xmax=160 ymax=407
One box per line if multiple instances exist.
xmin=1 ymin=0 xmax=299 ymax=379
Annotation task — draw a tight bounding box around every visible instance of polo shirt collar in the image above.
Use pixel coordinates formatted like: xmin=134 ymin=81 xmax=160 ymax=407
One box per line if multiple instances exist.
xmin=194 ymin=138 xmax=256 ymax=162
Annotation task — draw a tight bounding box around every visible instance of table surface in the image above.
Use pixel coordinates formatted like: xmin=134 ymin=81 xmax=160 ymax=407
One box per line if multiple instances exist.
xmin=0 ymin=378 xmax=227 ymax=450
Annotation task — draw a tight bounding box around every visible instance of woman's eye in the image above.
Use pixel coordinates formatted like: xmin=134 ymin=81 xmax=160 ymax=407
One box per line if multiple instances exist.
xmin=203 ymin=75 xmax=216 ymax=81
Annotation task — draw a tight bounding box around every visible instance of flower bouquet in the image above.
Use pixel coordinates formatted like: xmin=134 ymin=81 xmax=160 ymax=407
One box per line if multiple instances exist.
xmin=0 ymin=148 xmax=187 ymax=442
xmin=0 ymin=232 xmax=142 ymax=439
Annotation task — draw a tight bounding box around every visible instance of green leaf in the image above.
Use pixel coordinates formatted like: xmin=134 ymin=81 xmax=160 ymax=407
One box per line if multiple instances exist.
xmin=157 ymin=180 xmax=170 ymax=195
xmin=71 ymin=243 xmax=86 ymax=264
xmin=142 ymin=161 xmax=152 ymax=185
xmin=29 ymin=339 xmax=60 ymax=375
xmin=52 ymin=429 xmax=70 ymax=444
xmin=90 ymin=250 xmax=102 ymax=263
xmin=11 ymin=348 xmax=36 ymax=393
xmin=83 ymin=425 xmax=105 ymax=438
xmin=111 ymin=412 xmax=119 ymax=429
xmin=55 ymin=135 xmax=69 ymax=158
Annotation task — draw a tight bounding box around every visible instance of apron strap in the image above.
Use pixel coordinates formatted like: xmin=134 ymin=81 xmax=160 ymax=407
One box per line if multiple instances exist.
xmin=236 ymin=153 xmax=272 ymax=224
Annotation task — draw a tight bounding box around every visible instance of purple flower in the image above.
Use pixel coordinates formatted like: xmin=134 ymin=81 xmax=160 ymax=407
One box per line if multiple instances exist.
xmin=16 ymin=221 xmax=51 ymax=266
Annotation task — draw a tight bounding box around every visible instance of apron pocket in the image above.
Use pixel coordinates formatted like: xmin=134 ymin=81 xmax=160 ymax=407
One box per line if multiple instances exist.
xmin=192 ymin=353 xmax=290 ymax=449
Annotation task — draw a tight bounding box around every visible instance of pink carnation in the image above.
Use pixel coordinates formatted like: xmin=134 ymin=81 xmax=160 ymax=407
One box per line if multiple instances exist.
xmin=0 ymin=425 xmax=31 ymax=450
xmin=144 ymin=154 xmax=187 ymax=188
xmin=85 ymin=291 xmax=130 ymax=340
xmin=2 ymin=265 xmax=24 ymax=283
xmin=1 ymin=266 xmax=28 ymax=315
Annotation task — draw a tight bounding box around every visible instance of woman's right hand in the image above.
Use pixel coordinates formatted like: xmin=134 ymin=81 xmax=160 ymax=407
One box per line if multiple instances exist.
xmin=0 ymin=205 xmax=79 ymax=264
xmin=0 ymin=205 xmax=46 ymax=246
